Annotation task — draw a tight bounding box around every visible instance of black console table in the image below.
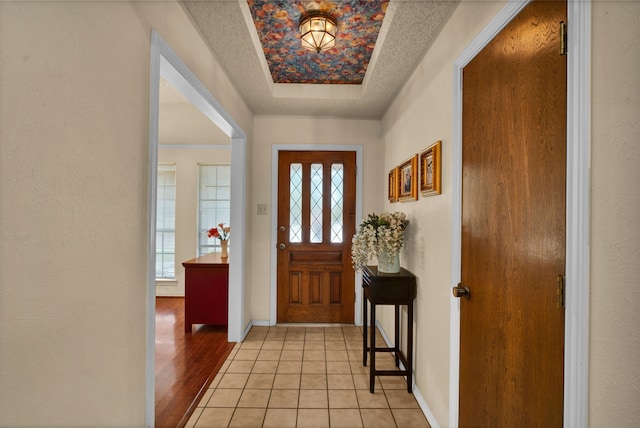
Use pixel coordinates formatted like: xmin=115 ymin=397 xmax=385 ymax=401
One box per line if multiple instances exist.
xmin=362 ymin=265 xmax=417 ymax=393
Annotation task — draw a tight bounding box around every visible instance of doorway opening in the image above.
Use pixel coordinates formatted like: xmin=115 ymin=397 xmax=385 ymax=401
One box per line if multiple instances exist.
xmin=146 ymin=30 xmax=247 ymax=426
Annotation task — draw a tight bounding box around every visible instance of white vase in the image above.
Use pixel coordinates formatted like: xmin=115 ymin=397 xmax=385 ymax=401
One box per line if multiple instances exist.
xmin=378 ymin=250 xmax=400 ymax=273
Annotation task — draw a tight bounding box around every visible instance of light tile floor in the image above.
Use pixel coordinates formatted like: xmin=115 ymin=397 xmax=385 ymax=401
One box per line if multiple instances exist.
xmin=186 ymin=326 xmax=430 ymax=428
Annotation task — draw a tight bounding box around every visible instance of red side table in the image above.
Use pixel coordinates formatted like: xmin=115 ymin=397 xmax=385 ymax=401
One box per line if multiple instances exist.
xmin=182 ymin=253 xmax=228 ymax=333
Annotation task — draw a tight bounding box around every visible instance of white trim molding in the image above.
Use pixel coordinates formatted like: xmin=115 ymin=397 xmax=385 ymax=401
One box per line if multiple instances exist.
xmin=269 ymin=144 xmax=364 ymax=326
xmin=158 ymin=144 xmax=231 ymax=150
xmin=564 ymin=1 xmax=591 ymax=426
xmin=449 ymin=1 xmax=591 ymax=427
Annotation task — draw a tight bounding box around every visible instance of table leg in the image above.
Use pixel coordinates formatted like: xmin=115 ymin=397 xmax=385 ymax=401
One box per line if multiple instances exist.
xmin=394 ymin=305 xmax=400 ymax=367
xmin=370 ymin=302 xmax=376 ymax=393
xmin=407 ymin=300 xmax=413 ymax=393
xmin=363 ymin=294 xmax=368 ymax=366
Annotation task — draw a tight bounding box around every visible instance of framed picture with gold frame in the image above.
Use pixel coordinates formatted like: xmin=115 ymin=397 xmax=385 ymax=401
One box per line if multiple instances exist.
xmin=388 ymin=167 xmax=399 ymax=203
xmin=420 ymin=140 xmax=442 ymax=196
xmin=398 ymin=154 xmax=418 ymax=202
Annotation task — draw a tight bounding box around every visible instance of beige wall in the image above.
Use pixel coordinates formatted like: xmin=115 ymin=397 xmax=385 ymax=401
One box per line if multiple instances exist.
xmin=156 ymin=147 xmax=232 ymax=297
xmin=0 ymin=1 xmax=252 ymax=426
xmin=590 ymin=1 xmax=640 ymax=426
xmin=250 ymin=116 xmax=384 ymax=322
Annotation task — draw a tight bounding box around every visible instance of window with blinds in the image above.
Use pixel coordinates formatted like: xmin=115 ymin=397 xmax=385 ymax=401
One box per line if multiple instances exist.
xmin=198 ymin=164 xmax=231 ymax=256
xmin=156 ymin=163 xmax=176 ymax=279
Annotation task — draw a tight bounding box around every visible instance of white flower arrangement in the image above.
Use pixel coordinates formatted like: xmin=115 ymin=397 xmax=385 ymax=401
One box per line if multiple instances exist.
xmin=351 ymin=212 xmax=408 ymax=271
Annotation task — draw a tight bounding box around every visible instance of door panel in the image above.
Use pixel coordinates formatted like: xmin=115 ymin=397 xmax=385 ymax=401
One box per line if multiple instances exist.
xmin=277 ymin=151 xmax=356 ymax=323
xmin=460 ymin=1 xmax=567 ymax=425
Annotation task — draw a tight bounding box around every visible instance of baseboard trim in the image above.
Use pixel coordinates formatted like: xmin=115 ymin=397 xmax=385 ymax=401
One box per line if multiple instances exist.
xmin=250 ymin=319 xmax=271 ymax=327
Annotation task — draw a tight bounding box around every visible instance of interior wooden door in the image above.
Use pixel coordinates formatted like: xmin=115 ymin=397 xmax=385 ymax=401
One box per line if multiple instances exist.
xmin=277 ymin=151 xmax=356 ymax=323
xmin=459 ymin=1 xmax=567 ymax=425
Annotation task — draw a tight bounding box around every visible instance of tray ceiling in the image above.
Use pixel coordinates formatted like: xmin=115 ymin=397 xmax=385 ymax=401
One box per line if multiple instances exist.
xmin=181 ymin=0 xmax=458 ymax=118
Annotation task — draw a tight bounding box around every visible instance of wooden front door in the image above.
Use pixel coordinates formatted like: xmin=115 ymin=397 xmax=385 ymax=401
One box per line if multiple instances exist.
xmin=277 ymin=151 xmax=356 ymax=323
xmin=459 ymin=1 xmax=567 ymax=425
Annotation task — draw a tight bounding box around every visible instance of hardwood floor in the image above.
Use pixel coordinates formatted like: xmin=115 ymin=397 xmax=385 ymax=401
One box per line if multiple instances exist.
xmin=155 ymin=297 xmax=235 ymax=428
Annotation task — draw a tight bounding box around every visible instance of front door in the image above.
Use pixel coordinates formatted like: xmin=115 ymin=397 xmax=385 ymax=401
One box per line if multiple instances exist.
xmin=277 ymin=151 xmax=356 ymax=323
xmin=459 ymin=0 xmax=567 ymax=425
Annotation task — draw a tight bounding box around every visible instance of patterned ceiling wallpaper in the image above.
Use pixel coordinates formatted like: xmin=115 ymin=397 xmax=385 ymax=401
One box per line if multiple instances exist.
xmin=247 ymin=0 xmax=389 ymax=84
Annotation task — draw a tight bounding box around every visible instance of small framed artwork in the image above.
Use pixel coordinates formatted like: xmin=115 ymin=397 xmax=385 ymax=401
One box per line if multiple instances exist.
xmin=398 ymin=154 xmax=418 ymax=202
xmin=388 ymin=167 xmax=399 ymax=203
xmin=420 ymin=140 xmax=442 ymax=196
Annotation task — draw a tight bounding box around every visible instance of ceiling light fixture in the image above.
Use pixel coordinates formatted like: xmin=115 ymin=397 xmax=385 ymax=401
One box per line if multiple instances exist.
xmin=299 ymin=10 xmax=337 ymax=53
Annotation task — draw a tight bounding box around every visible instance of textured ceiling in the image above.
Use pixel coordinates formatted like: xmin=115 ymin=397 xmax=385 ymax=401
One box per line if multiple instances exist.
xmin=182 ymin=0 xmax=458 ymax=118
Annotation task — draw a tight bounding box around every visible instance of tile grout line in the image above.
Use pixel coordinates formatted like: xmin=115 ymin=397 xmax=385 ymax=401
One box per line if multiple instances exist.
xmin=188 ymin=326 xmax=429 ymax=428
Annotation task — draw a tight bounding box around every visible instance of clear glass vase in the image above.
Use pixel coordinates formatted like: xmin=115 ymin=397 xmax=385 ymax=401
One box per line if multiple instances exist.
xmin=220 ymin=240 xmax=228 ymax=258
xmin=378 ymin=250 xmax=400 ymax=273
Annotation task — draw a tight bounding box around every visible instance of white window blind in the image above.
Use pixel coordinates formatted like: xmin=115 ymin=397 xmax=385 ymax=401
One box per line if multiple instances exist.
xmin=198 ymin=164 xmax=231 ymax=256
xmin=156 ymin=163 xmax=176 ymax=279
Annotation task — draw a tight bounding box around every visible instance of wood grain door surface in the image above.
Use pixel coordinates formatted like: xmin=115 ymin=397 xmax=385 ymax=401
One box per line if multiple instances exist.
xmin=277 ymin=151 xmax=356 ymax=323
xmin=460 ymin=1 xmax=567 ymax=425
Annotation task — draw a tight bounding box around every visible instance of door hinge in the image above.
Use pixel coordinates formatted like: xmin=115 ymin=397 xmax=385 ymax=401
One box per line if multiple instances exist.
xmin=560 ymin=21 xmax=568 ymax=56
xmin=557 ymin=275 xmax=565 ymax=308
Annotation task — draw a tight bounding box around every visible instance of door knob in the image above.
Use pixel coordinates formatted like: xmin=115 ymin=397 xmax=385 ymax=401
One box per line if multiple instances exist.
xmin=278 ymin=243 xmax=286 ymax=250
xmin=452 ymin=283 xmax=470 ymax=299
xmin=279 ymin=226 xmax=286 ymax=232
